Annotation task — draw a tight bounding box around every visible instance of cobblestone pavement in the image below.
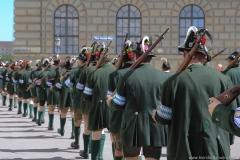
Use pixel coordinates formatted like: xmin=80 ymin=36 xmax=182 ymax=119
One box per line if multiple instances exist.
xmin=0 ymin=99 xmax=239 ymax=160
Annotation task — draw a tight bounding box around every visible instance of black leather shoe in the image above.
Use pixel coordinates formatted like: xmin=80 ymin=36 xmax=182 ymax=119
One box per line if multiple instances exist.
xmin=57 ymin=128 xmax=64 ymax=136
xmin=98 ymin=158 xmax=103 ymax=160
xmin=36 ymin=119 xmax=41 ymax=126
xmin=70 ymin=142 xmax=79 ymax=149
xmin=79 ymin=150 xmax=89 ymax=159
xmin=14 ymin=105 xmax=17 ymax=108
xmin=70 ymin=134 xmax=75 ymax=139
xmin=32 ymin=117 xmax=36 ymax=122
xmin=48 ymin=127 xmax=54 ymax=131
xmin=17 ymin=111 xmax=22 ymax=114
xmin=29 ymin=115 xmax=33 ymax=118
xmin=22 ymin=113 xmax=27 ymax=117
xmin=8 ymin=108 xmax=12 ymax=111
xmin=3 ymin=103 xmax=6 ymax=106
xmin=41 ymin=119 xmax=45 ymax=123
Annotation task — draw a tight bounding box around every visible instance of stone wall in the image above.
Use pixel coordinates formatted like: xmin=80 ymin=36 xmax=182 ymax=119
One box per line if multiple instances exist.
xmin=14 ymin=0 xmax=240 ymax=71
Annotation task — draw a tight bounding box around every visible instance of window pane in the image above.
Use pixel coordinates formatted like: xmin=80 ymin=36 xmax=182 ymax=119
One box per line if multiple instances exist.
xmin=130 ymin=19 xmax=136 ymax=27
xmin=186 ymin=12 xmax=191 ymax=17
xmin=67 ymin=46 xmax=73 ymax=54
xmin=60 ymin=46 xmax=66 ymax=54
xmin=59 ymin=5 xmax=66 ymax=12
xmin=193 ymin=5 xmax=200 ymax=13
xmin=180 ymin=10 xmax=186 ymax=17
xmin=123 ymin=19 xmax=128 ymax=27
xmin=60 ymin=37 xmax=65 ymax=45
xmin=123 ymin=28 xmax=128 ymax=35
xmin=192 ymin=11 xmax=198 ymax=17
xmin=180 ymin=19 xmax=185 ymax=27
xmin=55 ymin=27 xmax=60 ymax=35
xmin=73 ymin=27 xmax=78 ymax=35
xmin=117 ymin=28 xmax=123 ymax=36
xmin=136 ymin=19 xmax=141 ymax=27
xmin=117 ymin=19 xmax=122 ymax=27
xmin=68 ymin=37 xmax=73 ymax=45
xmin=199 ymin=19 xmax=204 ymax=27
xmin=193 ymin=19 xmax=198 ymax=26
xmin=117 ymin=10 xmax=123 ymax=17
xmin=72 ymin=10 xmax=78 ymax=17
xmin=184 ymin=5 xmax=191 ymax=12
xmin=67 ymin=11 xmax=73 ymax=17
xmin=55 ymin=19 xmax=60 ymax=26
xmin=55 ymin=10 xmax=61 ymax=17
xmin=185 ymin=19 xmax=191 ymax=27
xmin=73 ymin=19 xmax=78 ymax=27
xmin=130 ymin=11 xmax=135 ymax=18
xmin=68 ymin=6 xmax=74 ymax=12
xmin=68 ymin=19 xmax=73 ymax=27
xmin=60 ymin=12 xmax=66 ymax=17
xmin=117 ymin=37 xmax=123 ymax=45
xmin=198 ymin=10 xmax=204 ymax=17
xmin=68 ymin=28 xmax=73 ymax=35
xmin=73 ymin=37 xmax=78 ymax=45
xmin=180 ymin=28 xmax=186 ymax=36
xmin=60 ymin=27 xmax=65 ymax=35
xmin=61 ymin=19 xmax=66 ymax=27
xmin=73 ymin=46 xmax=78 ymax=54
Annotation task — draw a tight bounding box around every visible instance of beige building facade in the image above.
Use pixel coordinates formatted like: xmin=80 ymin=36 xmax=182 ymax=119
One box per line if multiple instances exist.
xmin=14 ymin=0 xmax=240 ymax=71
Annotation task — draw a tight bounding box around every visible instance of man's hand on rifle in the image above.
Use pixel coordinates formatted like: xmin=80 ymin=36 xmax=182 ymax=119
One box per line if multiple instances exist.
xmin=60 ymin=75 xmax=64 ymax=82
xmin=38 ymin=79 xmax=42 ymax=85
xmin=106 ymin=95 xmax=113 ymax=107
xmin=50 ymin=86 xmax=53 ymax=91
xmin=208 ymin=97 xmax=222 ymax=116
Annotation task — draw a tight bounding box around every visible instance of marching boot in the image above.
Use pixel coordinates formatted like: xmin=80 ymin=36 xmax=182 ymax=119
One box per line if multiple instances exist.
xmin=3 ymin=95 xmax=6 ymax=106
xmin=37 ymin=111 xmax=43 ymax=126
xmin=114 ymin=156 xmax=123 ymax=160
xmin=41 ymin=106 xmax=46 ymax=123
xmin=8 ymin=99 xmax=13 ymax=111
xmin=13 ymin=97 xmax=17 ymax=108
xmin=17 ymin=101 xmax=22 ymax=114
xmin=32 ymin=107 xmax=38 ymax=122
xmin=22 ymin=103 xmax=28 ymax=117
xmin=57 ymin=118 xmax=66 ymax=136
xmin=70 ymin=126 xmax=80 ymax=149
xmin=29 ymin=103 xmax=33 ymax=118
xmin=48 ymin=114 xmax=54 ymax=130
xmin=91 ymin=140 xmax=101 ymax=160
xmin=98 ymin=134 xmax=106 ymax=160
xmin=79 ymin=134 xmax=90 ymax=159
xmin=70 ymin=118 xmax=75 ymax=139
xmin=112 ymin=142 xmax=115 ymax=159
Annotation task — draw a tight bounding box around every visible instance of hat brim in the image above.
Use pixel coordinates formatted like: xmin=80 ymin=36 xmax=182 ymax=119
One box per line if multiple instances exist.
xmin=133 ymin=50 xmax=156 ymax=57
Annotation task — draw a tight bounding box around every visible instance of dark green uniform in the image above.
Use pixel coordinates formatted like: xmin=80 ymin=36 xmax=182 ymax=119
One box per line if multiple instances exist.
xmin=212 ymin=105 xmax=240 ymax=137
xmin=3 ymin=68 xmax=11 ymax=90
xmin=37 ymin=69 xmax=50 ymax=102
xmin=0 ymin=67 xmax=5 ymax=89
xmin=111 ymin=64 xmax=168 ymax=147
xmin=15 ymin=69 xmax=24 ymax=97
xmin=47 ymin=66 xmax=60 ymax=105
xmin=65 ymin=67 xmax=85 ymax=109
xmin=222 ymin=66 xmax=240 ymax=106
xmin=78 ymin=66 xmax=95 ymax=113
xmin=155 ymin=64 xmax=236 ymax=160
xmin=82 ymin=64 xmax=115 ymax=130
xmin=19 ymin=69 xmax=32 ymax=99
xmin=29 ymin=68 xmax=42 ymax=98
xmin=7 ymin=70 xmax=16 ymax=95
xmin=163 ymin=71 xmax=174 ymax=79
xmin=108 ymin=63 xmax=131 ymax=134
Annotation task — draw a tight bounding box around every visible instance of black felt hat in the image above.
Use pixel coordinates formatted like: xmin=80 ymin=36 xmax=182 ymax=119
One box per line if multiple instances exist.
xmin=78 ymin=45 xmax=91 ymax=61
xmin=226 ymin=50 xmax=240 ymax=64
xmin=161 ymin=57 xmax=171 ymax=68
xmin=52 ymin=55 xmax=61 ymax=65
xmin=133 ymin=36 xmax=156 ymax=57
xmin=42 ymin=58 xmax=50 ymax=67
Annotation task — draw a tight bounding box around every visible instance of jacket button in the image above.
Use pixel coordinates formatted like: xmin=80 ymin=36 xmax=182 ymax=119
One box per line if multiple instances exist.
xmin=215 ymin=118 xmax=219 ymax=121
xmin=100 ymin=100 xmax=102 ymax=102
xmin=135 ymin=112 xmax=138 ymax=115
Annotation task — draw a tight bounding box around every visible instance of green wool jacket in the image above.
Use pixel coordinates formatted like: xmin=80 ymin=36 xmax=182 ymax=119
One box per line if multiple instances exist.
xmin=7 ymin=70 xmax=16 ymax=95
xmin=163 ymin=71 xmax=175 ymax=79
xmin=222 ymin=66 xmax=240 ymax=106
xmin=78 ymin=65 xmax=95 ymax=114
xmin=47 ymin=66 xmax=61 ymax=105
xmin=108 ymin=63 xmax=132 ymax=134
xmin=52 ymin=74 xmax=72 ymax=109
xmin=29 ymin=68 xmax=42 ymax=98
xmin=14 ymin=69 xmax=24 ymax=94
xmin=37 ymin=69 xmax=50 ymax=102
xmin=3 ymin=68 xmax=11 ymax=89
xmin=212 ymin=104 xmax=240 ymax=137
xmin=82 ymin=64 xmax=115 ymax=130
xmin=155 ymin=64 xmax=236 ymax=160
xmin=18 ymin=68 xmax=32 ymax=99
xmin=64 ymin=66 xmax=85 ymax=109
xmin=0 ymin=67 xmax=5 ymax=88
xmin=111 ymin=64 xmax=168 ymax=147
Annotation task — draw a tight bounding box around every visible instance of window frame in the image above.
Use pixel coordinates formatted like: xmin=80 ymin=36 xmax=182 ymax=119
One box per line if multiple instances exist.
xmin=116 ymin=5 xmax=142 ymax=54
xmin=54 ymin=5 xmax=79 ymax=54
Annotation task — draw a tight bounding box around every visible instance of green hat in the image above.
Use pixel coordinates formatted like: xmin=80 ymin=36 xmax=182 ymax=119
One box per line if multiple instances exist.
xmin=78 ymin=45 xmax=92 ymax=61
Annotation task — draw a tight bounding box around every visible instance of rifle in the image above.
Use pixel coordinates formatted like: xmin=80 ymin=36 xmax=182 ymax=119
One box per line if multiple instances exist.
xmin=224 ymin=53 xmax=240 ymax=71
xmin=215 ymin=84 xmax=240 ymax=106
xmin=130 ymin=28 xmax=169 ymax=70
xmin=95 ymin=41 xmax=112 ymax=69
xmin=176 ymin=29 xmax=207 ymax=73
xmin=203 ymin=48 xmax=226 ymax=65
xmin=115 ymin=33 xmax=128 ymax=70
xmin=110 ymin=28 xmax=169 ymax=97
xmin=26 ymin=74 xmax=50 ymax=91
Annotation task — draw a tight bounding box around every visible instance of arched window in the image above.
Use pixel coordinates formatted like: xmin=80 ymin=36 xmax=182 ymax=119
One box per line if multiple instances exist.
xmin=54 ymin=5 xmax=79 ymax=54
xmin=179 ymin=5 xmax=205 ymax=47
xmin=116 ymin=5 xmax=141 ymax=54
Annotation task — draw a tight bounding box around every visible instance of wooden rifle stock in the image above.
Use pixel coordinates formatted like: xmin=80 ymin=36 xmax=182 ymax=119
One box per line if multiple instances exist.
xmin=130 ymin=28 xmax=169 ymax=70
xmin=176 ymin=29 xmax=207 ymax=73
xmin=224 ymin=54 xmax=240 ymax=71
xmin=87 ymin=42 xmax=99 ymax=67
xmin=26 ymin=74 xmax=49 ymax=91
xmin=95 ymin=41 xmax=112 ymax=69
xmin=216 ymin=84 xmax=240 ymax=106
xmin=115 ymin=33 xmax=128 ymax=70
xmin=203 ymin=48 xmax=226 ymax=65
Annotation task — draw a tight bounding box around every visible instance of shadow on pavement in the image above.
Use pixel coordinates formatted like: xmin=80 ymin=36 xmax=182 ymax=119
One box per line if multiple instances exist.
xmin=2 ymin=157 xmax=75 ymax=160
xmin=0 ymin=135 xmax=57 ymax=139
xmin=0 ymin=148 xmax=78 ymax=154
